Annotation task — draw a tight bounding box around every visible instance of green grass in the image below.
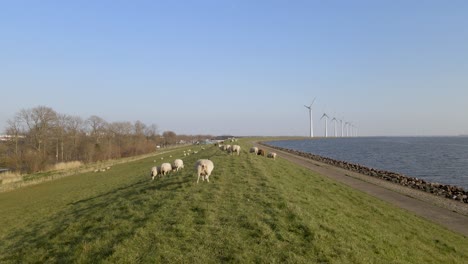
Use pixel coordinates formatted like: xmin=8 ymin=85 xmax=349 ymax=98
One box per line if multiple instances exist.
xmin=0 ymin=139 xmax=467 ymax=263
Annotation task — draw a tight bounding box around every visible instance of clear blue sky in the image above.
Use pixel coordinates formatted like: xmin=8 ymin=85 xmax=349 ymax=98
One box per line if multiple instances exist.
xmin=1 ymin=0 xmax=467 ymax=136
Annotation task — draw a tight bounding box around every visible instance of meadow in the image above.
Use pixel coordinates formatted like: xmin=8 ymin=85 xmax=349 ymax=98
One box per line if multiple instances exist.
xmin=0 ymin=139 xmax=467 ymax=263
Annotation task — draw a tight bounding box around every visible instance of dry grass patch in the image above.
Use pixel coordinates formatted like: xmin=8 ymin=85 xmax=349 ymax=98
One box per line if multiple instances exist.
xmin=0 ymin=172 xmax=23 ymax=184
xmin=50 ymin=161 xmax=84 ymax=171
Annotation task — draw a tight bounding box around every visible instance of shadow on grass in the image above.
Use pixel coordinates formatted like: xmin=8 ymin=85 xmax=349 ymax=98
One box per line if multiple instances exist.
xmin=0 ymin=174 xmax=190 ymax=263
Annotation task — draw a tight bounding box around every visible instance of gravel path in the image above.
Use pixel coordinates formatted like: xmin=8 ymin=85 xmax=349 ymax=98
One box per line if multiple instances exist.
xmin=255 ymin=142 xmax=468 ymax=237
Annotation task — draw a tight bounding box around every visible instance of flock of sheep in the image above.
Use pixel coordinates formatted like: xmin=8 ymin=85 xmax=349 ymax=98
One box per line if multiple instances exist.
xmin=150 ymin=142 xmax=277 ymax=184
xmin=249 ymin=146 xmax=277 ymax=159
xmin=151 ymin=158 xmax=214 ymax=184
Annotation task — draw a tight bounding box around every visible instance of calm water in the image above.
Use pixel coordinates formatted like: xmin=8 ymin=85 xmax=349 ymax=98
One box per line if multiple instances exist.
xmin=268 ymin=137 xmax=468 ymax=190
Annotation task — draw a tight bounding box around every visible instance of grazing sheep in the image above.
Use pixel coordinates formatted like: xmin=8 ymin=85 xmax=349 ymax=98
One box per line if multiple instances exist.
xmin=195 ymin=159 xmax=214 ymax=183
xmin=226 ymin=145 xmax=232 ymax=152
xmin=267 ymin=152 xmax=277 ymax=159
xmin=257 ymin=149 xmax=266 ymax=156
xmin=172 ymin=159 xmax=184 ymax=172
xmin=232 ymin=145 xmax=241 ymax=155
xmin=160 ymin=163 xmax=172 ymax=176
xmin=106 ymin=166 xmax=111 ymax=170
xmin=249 ymin=147 xmax=258 ymax=154
xmin=151 ymin=166 xmax=159 ymax=180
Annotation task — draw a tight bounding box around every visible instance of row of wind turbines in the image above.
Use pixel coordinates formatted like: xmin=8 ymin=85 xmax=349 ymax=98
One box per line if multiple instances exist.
xmin=304 ymin=98 xmax=357 ymax=138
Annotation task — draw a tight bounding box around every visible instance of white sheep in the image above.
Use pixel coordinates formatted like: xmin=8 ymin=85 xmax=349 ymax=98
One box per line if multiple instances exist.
xmin=160 ymin=163 xmax=172 ymax=176
xmin=225 ymin=145 xmax=232 ymax=152
xmin=232 ymin=145 xmax=241 ymax=155
xmin=172 ymin=159 xmax=184 ymax=172
xmin=267 ymin=152 xmax=277 ymax=159
xmin=249 ymin=147 xmax=259 ymax=154
xmin=195 ymin=159 xmax=214 ymax=183
xmin=151 ymin=166 xmax=159 ymax=180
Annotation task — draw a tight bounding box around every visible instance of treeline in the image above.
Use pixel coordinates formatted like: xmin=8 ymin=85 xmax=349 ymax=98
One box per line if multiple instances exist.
xmin=0 ymin=106 xmax=212 ymax=173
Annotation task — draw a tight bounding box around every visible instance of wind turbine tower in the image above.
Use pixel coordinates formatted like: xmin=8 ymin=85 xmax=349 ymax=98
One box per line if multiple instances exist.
xmin=321 ymin=113 xmax=329 ymax=137
xmin=345 ymin=122 xmax=350 ymax=137
xmin=339 ymin=119 xmax=344 ymax=137
xmin=304 ymin=98 xmax=316 ymax=138
xmin=332 ymin=117 xmax=337 ymax=137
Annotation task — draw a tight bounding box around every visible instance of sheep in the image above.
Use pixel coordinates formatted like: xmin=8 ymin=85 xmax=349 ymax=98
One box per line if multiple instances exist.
xmin=225 ymin=145 xmax=232 ymax=152
xmin=151 ymin=166 xmax=159 ymax=180
xmin=249 ymin=147 xmax=258 ymax=155
xmin=195 ymin=159 xmax=214 ymax=183
xmin=160 ymin=163 xmax=172 ymax=176
xmin=267 ymin=152 xmax=277 ymax=159
xmin=232 ymin=145 xmax=241 ymax=155
xmin=257 ymin=149 xmax=266 ymax=156
xmin=172 ymin=159 xmax=184 ymax=172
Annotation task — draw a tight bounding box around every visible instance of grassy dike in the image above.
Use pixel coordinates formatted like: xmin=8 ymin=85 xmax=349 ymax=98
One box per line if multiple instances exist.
xmin=0 ymin=138 xmax=467 ymax=263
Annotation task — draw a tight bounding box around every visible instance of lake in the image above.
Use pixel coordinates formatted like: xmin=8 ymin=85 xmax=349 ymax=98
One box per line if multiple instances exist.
xmin=267 ymin=137 xmax=468 ymax=190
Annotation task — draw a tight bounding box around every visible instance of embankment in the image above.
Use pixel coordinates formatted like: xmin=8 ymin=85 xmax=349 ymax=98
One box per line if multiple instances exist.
xmin=260 ymin=142 xmax=468 ymax=204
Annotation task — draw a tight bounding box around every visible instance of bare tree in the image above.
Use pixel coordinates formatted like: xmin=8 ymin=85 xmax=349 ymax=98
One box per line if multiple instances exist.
xmin=144 ymin=124 xmax=159 ymax=139
xmin=162 ymin=131 xmax=177 ymax=146
xmin=86 ymin=115 xmax=107 ymax=142
xmin=5 ymin=115 xmax=24 ymax=170
xmin=66 ymin=115 xmax=84 ymax=161
xmin=18 ymin=106 xmax=58 ymax=154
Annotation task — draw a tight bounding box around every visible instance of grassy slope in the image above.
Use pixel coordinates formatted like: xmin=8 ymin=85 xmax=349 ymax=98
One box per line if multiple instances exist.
xmin=0 ymin=139 xmax=467 ymax=263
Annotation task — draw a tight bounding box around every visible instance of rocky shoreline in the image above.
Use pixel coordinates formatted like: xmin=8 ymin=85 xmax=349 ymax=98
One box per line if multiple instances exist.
xmin=261 ymin=142 xmax=468 ymax=204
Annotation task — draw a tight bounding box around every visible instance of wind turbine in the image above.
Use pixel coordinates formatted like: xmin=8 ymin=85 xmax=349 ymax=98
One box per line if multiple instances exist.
xmin=331 ymin=117 xmax=337 ymax=137
xmin=321 ymin=113 xmax=329 ymax=137
xmin=345 ymin=122 xmax=350 ymax=137
xmin=304 ymin=98 xmax=316 ymax=138
xmin=339 ymin=118 xmax=344 ymax=137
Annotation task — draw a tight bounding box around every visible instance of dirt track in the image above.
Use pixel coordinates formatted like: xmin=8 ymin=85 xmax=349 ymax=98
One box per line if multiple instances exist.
xmin=255 ymin=142 xmax=468 ymax=237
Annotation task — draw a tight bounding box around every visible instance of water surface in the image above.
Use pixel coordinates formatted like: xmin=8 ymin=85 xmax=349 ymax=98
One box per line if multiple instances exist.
xmin=268 ymin=137 xmax=468 ymax=190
